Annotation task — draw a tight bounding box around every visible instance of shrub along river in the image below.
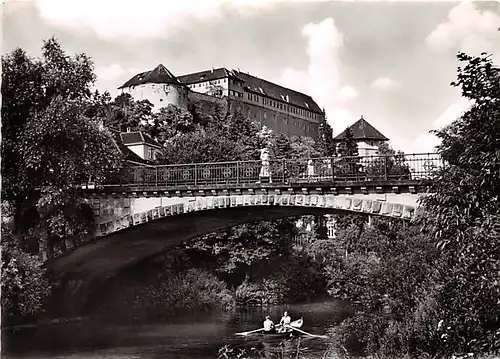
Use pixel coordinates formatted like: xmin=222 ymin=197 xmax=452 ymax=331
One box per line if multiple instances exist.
xmin=2 ymin=300 xmax=355 ymax=359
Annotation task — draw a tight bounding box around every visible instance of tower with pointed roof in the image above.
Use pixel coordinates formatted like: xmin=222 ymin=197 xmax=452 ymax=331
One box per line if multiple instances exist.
xmin=333 ymin=116 xmax=389 ymax=157
xmin=118 ymin=64 xmax=189 ymax=111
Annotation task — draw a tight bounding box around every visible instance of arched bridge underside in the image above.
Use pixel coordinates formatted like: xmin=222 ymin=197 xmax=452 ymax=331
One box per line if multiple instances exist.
xmin=47 ymin=191 xmax=423 ymax=281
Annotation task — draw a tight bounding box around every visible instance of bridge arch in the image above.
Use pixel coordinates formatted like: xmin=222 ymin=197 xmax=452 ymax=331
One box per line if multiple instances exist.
xmin=47 ymin=191 xmax=423 ymax=281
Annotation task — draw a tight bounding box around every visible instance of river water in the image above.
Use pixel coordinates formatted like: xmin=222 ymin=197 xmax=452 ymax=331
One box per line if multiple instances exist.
xmin=2 ymin=300 xmax=355 ymax=359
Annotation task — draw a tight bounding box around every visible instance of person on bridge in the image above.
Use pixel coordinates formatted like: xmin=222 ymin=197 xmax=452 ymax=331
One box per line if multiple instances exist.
xmin=259 ymin=148 xmax=272 ymax=184
xmin=263 ymin=315 xmax=274 ymax=334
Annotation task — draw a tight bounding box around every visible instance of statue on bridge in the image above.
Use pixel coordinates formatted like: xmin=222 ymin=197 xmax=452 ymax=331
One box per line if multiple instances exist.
xmin=259 ymin=148 xmax=272 ymax=183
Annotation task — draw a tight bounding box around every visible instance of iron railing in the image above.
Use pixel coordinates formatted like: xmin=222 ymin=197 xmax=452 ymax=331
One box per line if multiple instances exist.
xmin=97 ymin=153 xmax=443 ymax=188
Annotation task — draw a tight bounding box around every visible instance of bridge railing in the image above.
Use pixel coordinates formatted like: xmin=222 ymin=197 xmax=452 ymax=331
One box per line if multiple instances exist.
xmin=99 ymin=153 xmax=443 ymax=188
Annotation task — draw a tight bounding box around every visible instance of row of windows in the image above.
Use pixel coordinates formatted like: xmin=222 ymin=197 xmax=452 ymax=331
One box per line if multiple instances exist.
xmin=250 ymin=93 xmax=319 ymax=120
xmin=230 ymin=90 xmax=243 ymax=98
xmin=241 ymin=106 xmax=316 ymax=133
xmin=188 ymin=78 xmax=226 ymax=89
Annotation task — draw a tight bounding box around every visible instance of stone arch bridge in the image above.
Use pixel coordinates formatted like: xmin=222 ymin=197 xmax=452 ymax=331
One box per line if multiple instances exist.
xmin=47 ymin=153 xmax=441 ymax=281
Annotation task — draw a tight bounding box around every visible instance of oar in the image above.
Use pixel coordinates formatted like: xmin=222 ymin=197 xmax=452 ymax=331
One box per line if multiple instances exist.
xmin=236 ymin=327 xmax=265 ymax=336
xmin=285 ymin=325 xmax=328 ymax=339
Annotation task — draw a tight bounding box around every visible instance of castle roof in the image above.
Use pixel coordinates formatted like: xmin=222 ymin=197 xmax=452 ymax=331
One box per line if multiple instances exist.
xmin=177 ymin=67 xmax=243 ymax=84
xmin=333 ymin=116 xmax=389 ymax=142
xmin=178 ymin=67 xmax=322 ymax=114
xmin=234 ymin=71 xmax=323 ymax=114
xmin=118 ymin=64 xmax=182 ymax=89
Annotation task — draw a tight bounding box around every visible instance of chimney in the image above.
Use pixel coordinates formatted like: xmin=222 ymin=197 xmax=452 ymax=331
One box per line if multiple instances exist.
xmin=126 ymin=127 xmax=131 ymax=133
xmin=286 ymin=95 xmax=290 ymax=103
xmin=211 ymin=67 xmax=214 ymax=73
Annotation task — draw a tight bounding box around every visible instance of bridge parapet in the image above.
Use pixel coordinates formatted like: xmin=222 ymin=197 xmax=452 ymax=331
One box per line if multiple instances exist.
xmin=86 ymin=153 xmax=442 ymax=190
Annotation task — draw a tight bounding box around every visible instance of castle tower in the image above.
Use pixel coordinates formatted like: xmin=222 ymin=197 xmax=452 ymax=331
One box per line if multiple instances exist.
xmin=118 ymin=64 xmax=189 ymax=111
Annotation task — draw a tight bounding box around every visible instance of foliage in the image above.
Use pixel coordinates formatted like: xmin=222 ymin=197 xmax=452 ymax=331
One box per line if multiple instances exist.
xmin=1 ymin=38 xmax=124 ymax=323
xmin=336 ymin=127 xmax=358 ymax=157
xmin=332 ymin=223 xmax=441 ymax=355
xmin=364 ymin=142 xmax=412 ymax=180
xmin=88 ymin=267 xmax=234 ymax=323
xmin=2 ymin=37 xmax=97 ymax=208
xmin=315 ymin=115 xmax=337 ymax=157
xmin=1 ymin=224 xmax=51 ymax=324
xmin=273 ymin=133 xmax=293 ymax=159
xmin=157 ymin=108 xmax=260 ymax=164
xmin=418 ymin=51 xmax=500 ymax=356
xmin=185 ymin=219 xmax=298 ymax=283
xmin=103 ymin=93 xmax=154 ymax=132
xmin=334 ymin=127 xmax=361 ymax=180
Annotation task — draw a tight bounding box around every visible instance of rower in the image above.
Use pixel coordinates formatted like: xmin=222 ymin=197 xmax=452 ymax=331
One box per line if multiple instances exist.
xmin=279 ymin=311 xmax=291 ymax=327
xmin=263 ymin=316 xmax=274 ymax=333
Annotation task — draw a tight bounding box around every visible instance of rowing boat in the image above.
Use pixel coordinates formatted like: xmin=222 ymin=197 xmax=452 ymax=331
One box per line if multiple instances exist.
xmin=261 ymin=318 xmax=304 ymax=338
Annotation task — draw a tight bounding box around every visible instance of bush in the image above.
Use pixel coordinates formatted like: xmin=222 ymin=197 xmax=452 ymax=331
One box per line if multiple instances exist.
xmin=1 ymin=226 xmax=51 ymax=325
xmin=89 ymin=268 xmax=234 ymax=322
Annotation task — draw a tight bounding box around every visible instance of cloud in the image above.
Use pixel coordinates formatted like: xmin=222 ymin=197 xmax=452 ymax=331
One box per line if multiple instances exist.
xmin=94 ymin=63 xmax=126 ymax=82
xmin=371 ymin=77 xmax=399 ymax=90
xmin=34 ymin=0 xmax=332 ymax=40
xmin=338 ymin=86 xmax=359 ymax=102
xmin=93 ymin=63 xmax=138 ymax=96
xmin=277 ymin=17 xmax=359 ymax=134
xmin=426 ymin=2 xmax=500 ymax=55
xmin=394 ymin=99 xmax=471 ymax=154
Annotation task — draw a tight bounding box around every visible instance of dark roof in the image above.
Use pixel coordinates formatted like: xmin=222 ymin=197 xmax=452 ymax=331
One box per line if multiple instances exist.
xmin=118 ymin=64 xmax=181 ymax=89
xmin=120 ymin=131 xmax=163 ymax=149
xmin=333 ymin=116 xmax=389 ymax=142
xmin=234 ymin=71 xmax=323 ymax=114
xmin=110 ymin=131 xmax=151 ymax=165
xmin=177 ymin=67 xmax=243 ymax=84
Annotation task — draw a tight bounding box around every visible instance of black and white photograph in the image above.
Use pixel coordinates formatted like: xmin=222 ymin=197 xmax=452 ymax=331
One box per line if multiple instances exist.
xmin=1 ymin=0 xmax=500 ymax=358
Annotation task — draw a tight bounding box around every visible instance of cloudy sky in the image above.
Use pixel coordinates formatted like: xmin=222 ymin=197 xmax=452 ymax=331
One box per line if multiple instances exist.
xmin=3 ymin=0 xmax=500 ymax=153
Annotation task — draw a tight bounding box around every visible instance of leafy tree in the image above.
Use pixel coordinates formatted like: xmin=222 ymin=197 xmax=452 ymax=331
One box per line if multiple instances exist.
xmin=224 ymin=110 xmax=260 ymax=160
xmin=336 ymin=127 xmax=358 ymax=157
xmin=21 ymin=97 xmax=122 ymax=257
xmin=273 ymin=132 xmax=292 ymax=159
xmin=256 ymin=125 xmax=275 ymax=149
xmin=158 ymin=128 xmax=237 ymax=164
xmin=1 ymin=223 xmax=51 ymax=325
xmin=1 ymin=37 xmax=123 ymax=292
xmin=365 ymin=142 xmax=411 ymax=180
xmin=335 ymin=127 xmax=360 ymax=179
xmin=103 ymin=93 xmax=154 ymax=132
xmin=2 ymin=38 xmax=96 ymax=226
xmin=419 ymin=52 xmax=500 ymax=355
xmin=314 ymin=116 xmax=336 ymax=156
xmin=185 ymin=219 xmax=298 ymax=286
xmin=152 ymin=103 xmax=196 ymax=144
xmin=289 ymin=136 xmax=321 ymax=159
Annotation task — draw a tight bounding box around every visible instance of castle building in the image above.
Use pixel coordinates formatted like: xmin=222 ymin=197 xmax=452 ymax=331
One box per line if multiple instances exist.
xmin=333 ymin=116 xmax=389 ymax=157
xmin=118 ymin=64 xmax=325 ymax=139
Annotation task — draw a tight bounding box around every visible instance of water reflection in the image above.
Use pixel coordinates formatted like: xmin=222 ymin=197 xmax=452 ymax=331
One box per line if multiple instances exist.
xmin=2 ymin=300 xmax=353 ymax=359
